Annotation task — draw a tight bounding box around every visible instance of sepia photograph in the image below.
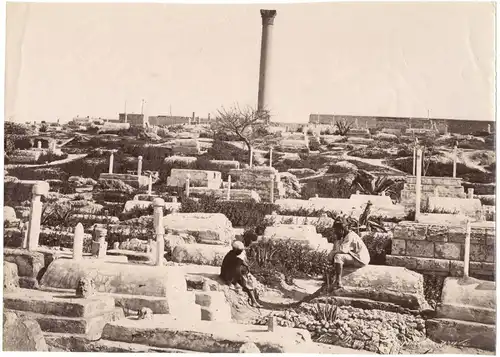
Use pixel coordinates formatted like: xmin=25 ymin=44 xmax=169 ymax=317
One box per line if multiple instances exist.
xmin=2 ymin=1 xmax=497 ymax=354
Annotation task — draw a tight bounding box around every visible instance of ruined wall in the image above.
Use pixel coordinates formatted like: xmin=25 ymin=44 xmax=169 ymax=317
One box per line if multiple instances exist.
xmin=387 ymin=221 xmax=495 ymax=280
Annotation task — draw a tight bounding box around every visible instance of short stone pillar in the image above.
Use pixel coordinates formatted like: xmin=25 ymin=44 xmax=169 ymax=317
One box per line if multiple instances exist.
xmin=108 ymin=152 xmax=114 ymax=174
xmin=172 ymin=196 xmax=178 ymax=203
xmin=137 ymin=156 xmax=143 ymax=177
xmin=268 ymin=316 xmax=277 ymax=332
xmin=153 ymin=198 xmax=165 ymax=267
xmin=73 ymin=223 xmax=85 ymax=260
xmin=113 ymin=242 xmax=120 ymax=250
xmin=91 ymin=227 xmax=107 ymax=259
xmin=269 ymin=148 xmax=273 ymax=167
xmin=49 ymin=141 xmax=57 ymax=152
xmin=37 ymin=141 xmax=42 ymax=149
xmin=434 ymin=187 xmax=439 ymax=197
xmin=467 ymin=188 xmax=474 ymax=199
xmin=148 ymin=175 xmax=153 ymax=195
xmin=452 ymin=144 xmax=458 ymax=178
xmin=185 ymin=175 xmax=191 ymax=198
xmin=249 ymin=148 xmax=254 ymax=168
xmin=415 ymin=149 xmax=423 ymax=221
xmin=21 ymin=222 xmax=29 ymax=249
xmin=27 ymin=182 xmax=49 ymax=251
xmin=463 ymin=220 xmax=472 ymax=277
xmin=269 ymin=175 xmax=275 ymax=204
xmin=487 ymin=124 xmax=491 ymax=134
xmin=226 ymin=175 xmax=232 ymax=200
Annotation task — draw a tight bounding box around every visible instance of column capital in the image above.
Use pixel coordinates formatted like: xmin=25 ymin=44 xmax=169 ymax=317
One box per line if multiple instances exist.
xmin=260 ymin=9 xmax=277 ymax=26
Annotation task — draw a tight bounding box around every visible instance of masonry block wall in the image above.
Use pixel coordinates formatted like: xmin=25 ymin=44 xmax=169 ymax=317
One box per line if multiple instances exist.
xmin=400 ymin=176 xmax=466 ymax=212
xmin=387 ymin=221 xmax=495 ymax=280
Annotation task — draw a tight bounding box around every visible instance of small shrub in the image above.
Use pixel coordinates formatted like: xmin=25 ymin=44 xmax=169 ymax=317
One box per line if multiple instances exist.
xmin=361 ymin=232 xmax=392 ymax=265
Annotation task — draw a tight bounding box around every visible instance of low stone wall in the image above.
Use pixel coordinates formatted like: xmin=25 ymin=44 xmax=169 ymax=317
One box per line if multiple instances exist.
xmin=230 ymin=167 xmax=284 ymax=203
xmin=387 ymin=221 xmax=495 ymax=279
xmin=427 ymin=197 xmax=482 ymax=220
xmin=163 ymin=213 xmax=234 ymax=245
xmin=188 ymin=187 xmax=261 ymax=202
xmin=4 ymin=248 xmax=45 ymax=289
xmin=167 ymin=169 xmax=222 ymax=189
xmin=98 ymin=173 xmax=149 ymax=188
xmin=400 ymin=176 xmax=466 ymax=212
xmin=262 ymin=224 xmax=332 ymax=251
xmin=263 ymin=214 xmax=335 ymax=229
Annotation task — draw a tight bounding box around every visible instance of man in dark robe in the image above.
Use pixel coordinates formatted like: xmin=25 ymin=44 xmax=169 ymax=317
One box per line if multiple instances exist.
xmin=220 ymin=241 xmax=262 ymax=308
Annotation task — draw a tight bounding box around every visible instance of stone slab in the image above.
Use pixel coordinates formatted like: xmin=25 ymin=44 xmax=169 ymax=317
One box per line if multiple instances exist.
xmin=5 ymin=307 xmax=124 ymax=340
xmin=4 ymin=248 xmax=45 ymax=280
xmin=171 ymin=244 xmax=229 ymax=266
xmin=44 ymin=332 xmax=200 ymax=352
xmin=331 ymin=265 xmax=429 ymax=311
xmin=40 ymin=259 xmax=187 ymax=298
xmin=3 ymin=289 xmax=115 ymax=318
xmin=426 ymin=318 xmax=496 ymax=351
xmin=101 ymin=315 xmax=311 ymax=353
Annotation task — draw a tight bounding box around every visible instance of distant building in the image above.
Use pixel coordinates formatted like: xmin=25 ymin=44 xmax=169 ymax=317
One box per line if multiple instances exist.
xmin=119 ymin=113 xmax=146 ymax=127
xmin=148 ymin=113 xmax=211 ymax=127
xmin=308 ymin=114 xmax=494 ymax=135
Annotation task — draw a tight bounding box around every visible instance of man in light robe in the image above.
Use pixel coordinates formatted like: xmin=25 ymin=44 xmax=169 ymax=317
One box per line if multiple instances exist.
xmin=327 ymin=217 xmax=370 ymax=289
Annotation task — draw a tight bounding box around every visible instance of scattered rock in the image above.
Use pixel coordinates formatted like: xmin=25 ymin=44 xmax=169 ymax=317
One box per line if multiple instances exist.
xmin=4 ymin=261 xmax=20 ymax=292
xmin=138 ymin=307 xmax=154 ymax=320
xmin=239 ymin=342 xmax=261 ymax=353
xmin=3 ymin=317 xmax=49 ymax=351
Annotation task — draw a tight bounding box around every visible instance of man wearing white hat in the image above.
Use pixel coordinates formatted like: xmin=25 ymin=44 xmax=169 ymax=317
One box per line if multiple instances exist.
xmin=220 ymin=240 xmax=262 ymax=308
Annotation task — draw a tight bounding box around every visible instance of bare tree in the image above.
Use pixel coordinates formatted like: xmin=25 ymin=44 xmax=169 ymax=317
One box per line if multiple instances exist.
xmin=334 ymin=118 xmax=353 ymax=136
xmin=211 ymin=105 xmax=270 ymax=159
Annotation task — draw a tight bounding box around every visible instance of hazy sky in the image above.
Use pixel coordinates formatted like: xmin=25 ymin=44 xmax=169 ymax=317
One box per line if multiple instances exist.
xmin=5 ymin=2 xmax=496 ymax=123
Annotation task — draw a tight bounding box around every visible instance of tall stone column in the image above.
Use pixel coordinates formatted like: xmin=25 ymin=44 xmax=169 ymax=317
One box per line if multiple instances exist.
xmin=257 ymin=9 xmax=277 ymax=122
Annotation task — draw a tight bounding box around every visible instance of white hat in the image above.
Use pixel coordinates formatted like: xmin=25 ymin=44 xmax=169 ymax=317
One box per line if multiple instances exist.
xmin=232 ymin=241 xmax=245 ymax=250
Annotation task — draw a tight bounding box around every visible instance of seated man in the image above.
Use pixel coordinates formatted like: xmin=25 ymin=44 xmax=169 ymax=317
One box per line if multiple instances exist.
xmin=220 ymin=241 xmax=262 ymax=308
xmin=327 ymin=217 xmax=370 ymax=289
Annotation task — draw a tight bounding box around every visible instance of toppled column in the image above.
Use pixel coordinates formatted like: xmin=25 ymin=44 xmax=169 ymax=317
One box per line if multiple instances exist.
xmin=27 ymin=182 xmax=49 ymax=251
xmin=153 ymin=198 xmax=165 ymax=266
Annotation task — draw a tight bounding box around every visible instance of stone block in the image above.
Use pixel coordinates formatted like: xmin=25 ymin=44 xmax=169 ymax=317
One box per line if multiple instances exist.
xmin=469 ymin=262 xmax=495 ymax=278
xmin=6 ymin=307 xmax=124 ymax=340
xmin=386 ymin=255 xmax=418 ymax=270
xmin=4 ymin=248 xmax=45 ymax=280
xmin=200 ymin=305 xmax=232 ymax=322
xmin=425 ymin=225 xmax=448 ymax=242
xmin=426 ymin=318 xmax=495 ymax=351
xmin=390 ymin=239 xmax=406 ymax=256
xmin=112 ymin=292 xmax=198 ymax=317
xmin=415 ymin=257 xmax=450 ymax=273
xmin=101 ymin=315 xmax=311 ymax=353
xmin=171 ymin=244 xmax=229 ymax=266
xmin=406 ymin=240 xmax=434 ymax=258
xmin=4 ymin=261 xmax=20 ymax=291
xmin=3 ymin=289 xmax=116 ymax=318
xmin=3 ymin=316 xmax=49 ymax=351
xmin=195 ymin=291 xmax=227 ymax=308
xmin=470 ymin=244 xmax=494 ymax=263
xmin=449 ymin=260 xmax=464 ymax=277
xmin=163 ymin=213 xmax=234 ymax=245
xmin=40 ymin=259 xmax=188 ymax=298
xmin=167 ymin=169 xmax=222 ymax=189
xmin=441 ymin=276 xmax=495 ymax=311
xmin=447 ymin=225 xmax=466 ymax=243
xmin=393 ymin=222 xmax=427 ymax=240
xmin=332 ymin=265 xmax=428 ymax=311
xmin=434 ymin=242 xmax=462 ymax=260
xmin=437 ymin=304 xmax=495 ymax=325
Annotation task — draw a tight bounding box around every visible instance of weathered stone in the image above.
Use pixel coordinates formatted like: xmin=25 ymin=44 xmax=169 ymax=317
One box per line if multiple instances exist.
xmin=415 ymin=257 xmax=450 ymax=273
xmin=406 ymin=240 xmax=434 ymax=258
xmin=425 ymin=225 xmax=448 ymax=242
xmin=393 ymin=222 xmax=427 ymax=241
xmin=390 ymin=239 xmax=406 ymax=256
xmin=101 ymin=315 xmax=311 ymax=353
xmin=3 ymin=317 xmax=49 ymax=351
xmin=239 ymin=342 xmax=261 ymax=353
xmin=4 ymin=248 xmax=45 ymax=280
xmin=426 ymin=318 xmax=495 ymax=351
xmin=447 ymin=225 xmax=466 ymax=243
xmin=76 ymin=277 xmax=96 ymax=298
xmin=262 ymin=225 xmax=331 ymax=251
xmin=470 ymin=244 xmax=494 ymax=263
xmin=40 ymin=259 xmax=187 ymax=298
xmin=434 ymin=242 xmax=462 ymax=260
xmin=138 ymin=307 xmax=154 ymax=320
xmin=4 ymin=261 xmax=20 ymax=291
xmin=4 ymin=206 xmax=17 ymax=223
xmin=332 ymin=265 xmax=429 ymax=311
xmin=171 ymin=244 xmax=228 ymax=266
xmin=167 ymin=169 xmax=222 ymax=189
xmin=163 ymin=213 xmax=234 ymax=245
xmin=386 ymin=255 xmax=418 ymax=270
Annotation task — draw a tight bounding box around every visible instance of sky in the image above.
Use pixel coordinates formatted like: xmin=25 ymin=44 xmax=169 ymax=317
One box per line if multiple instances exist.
xmin=4 ymin=1 xmax=496 ymax=124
